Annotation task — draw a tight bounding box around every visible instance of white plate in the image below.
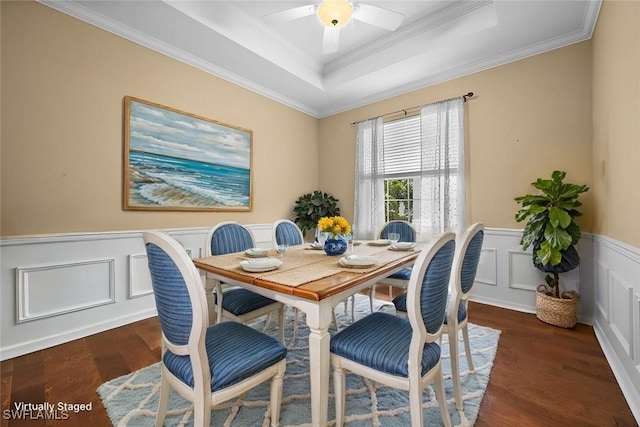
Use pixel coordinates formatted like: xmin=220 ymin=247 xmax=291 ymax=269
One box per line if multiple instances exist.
xmin=368 ymin=239 xmax=392 ymax=246
xmin=245 ymin=248 xmax=269 ymax=257
xmin=309 ymin=242 xmax=324 ymax=250
xmin=339 ymin=255 xmax=377 ymax=268
xmin=389 ymin=242 xmax=416 ymax=251
xmin=239 ymin=258 xmax=282 ymax=272
xmin=339 ymin=259 xmax=376 ymax=269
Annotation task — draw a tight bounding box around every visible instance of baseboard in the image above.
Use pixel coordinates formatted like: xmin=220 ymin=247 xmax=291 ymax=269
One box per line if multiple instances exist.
xmin=470 ymin=295 xmax=536 ymax=315
xmin=0 ymin=308 xmax=157 ymax=361
xmin=594 ymin=321 xmax=640 ymax=424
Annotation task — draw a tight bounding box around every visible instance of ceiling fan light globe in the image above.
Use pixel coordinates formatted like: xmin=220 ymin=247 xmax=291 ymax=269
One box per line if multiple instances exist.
xmin=317 ymin=0 xmax=352 ymax=28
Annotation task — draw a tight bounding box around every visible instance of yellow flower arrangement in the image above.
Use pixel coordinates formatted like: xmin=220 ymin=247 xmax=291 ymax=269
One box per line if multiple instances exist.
xmin=318 ymin=216 xmax=351 ymax=238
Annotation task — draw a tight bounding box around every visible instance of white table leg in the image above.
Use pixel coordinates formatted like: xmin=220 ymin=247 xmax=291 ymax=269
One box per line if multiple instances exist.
xmin=306 ymin=304 xmax=333 ymax=427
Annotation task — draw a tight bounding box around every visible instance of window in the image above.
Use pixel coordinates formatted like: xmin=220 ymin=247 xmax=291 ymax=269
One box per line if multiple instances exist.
xmin=381 ymin=108 xmax=461 ymax=233
xmin=355 ymin=98 xmax=465 ymax=240
xmin=382 ymin=114 xmax=420 ymax=223
xmin=385 ymin=178 xmax=414 ymax=222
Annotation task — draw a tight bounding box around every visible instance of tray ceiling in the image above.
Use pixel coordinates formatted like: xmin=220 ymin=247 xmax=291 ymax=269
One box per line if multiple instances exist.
xmin=39 ymin=0 xmax=601 ymax=118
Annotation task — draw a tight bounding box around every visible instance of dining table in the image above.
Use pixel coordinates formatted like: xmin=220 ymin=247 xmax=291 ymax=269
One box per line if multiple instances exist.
xmin=193 ymin=240 xmax=422 ymax=427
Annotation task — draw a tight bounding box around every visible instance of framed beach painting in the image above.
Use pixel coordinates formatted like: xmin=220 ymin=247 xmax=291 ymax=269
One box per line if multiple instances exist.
xmin=123 ymin=96 xmax=252 ymax=211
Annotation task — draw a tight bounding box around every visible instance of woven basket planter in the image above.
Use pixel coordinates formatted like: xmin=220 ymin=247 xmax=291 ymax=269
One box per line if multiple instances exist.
xmin=535 ymin=285 xmax=579 ymax=328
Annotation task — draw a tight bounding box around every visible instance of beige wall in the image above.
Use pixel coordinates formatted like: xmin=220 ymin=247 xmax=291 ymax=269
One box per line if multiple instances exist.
xmin=1 ymin=1 xmax=320 ymax=237
xmin=320 ymin=42 xmax=594 ymax=231
xmin=591 ymin=0 xmax=640 ymax=248
xmin=5 ymin=0 xmax=636 ymax=248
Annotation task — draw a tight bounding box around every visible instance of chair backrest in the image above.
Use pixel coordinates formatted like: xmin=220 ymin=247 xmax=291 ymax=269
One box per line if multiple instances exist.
xmin=452 ymin=222 xmax=484 ymax=299
xmin=406 ymin=232 xmax=456 ymax=342
xmin=143 ymin=231 xmax=208 ymax=356
xmin=205 ymin=221 xmax=255 ymax=256
xmin=272 ymin=219 xmax=304 ymax=247
xmin=379 ymin=220 xmax=416 ymax=242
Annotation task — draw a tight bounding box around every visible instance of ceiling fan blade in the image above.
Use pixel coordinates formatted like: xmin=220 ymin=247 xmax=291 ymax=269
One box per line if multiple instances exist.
xmin=322 ymin=27 xmax=340 ymax=54
xmin=263 ymin=5 xmax=316 ymax=24
xmin=353 ymin=4 xmax=404 ymax=31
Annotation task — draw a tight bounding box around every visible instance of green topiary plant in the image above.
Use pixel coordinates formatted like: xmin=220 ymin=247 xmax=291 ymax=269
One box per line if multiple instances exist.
xmin=514 ymin=171 xmax=589 ymax=299
xmin=292 ymin=191 xmax=340 ymax=237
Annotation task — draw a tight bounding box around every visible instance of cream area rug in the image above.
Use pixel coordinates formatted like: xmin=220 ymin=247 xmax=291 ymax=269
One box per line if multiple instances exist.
xmin=98 ymin=295 xmax=500 ymax=426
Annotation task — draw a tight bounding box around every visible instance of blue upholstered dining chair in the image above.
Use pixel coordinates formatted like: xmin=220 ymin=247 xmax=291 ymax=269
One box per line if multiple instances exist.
xmin=369 ymin=220 xmax=417 ymax=312
xmin=272 ymin=219 xmax=304 ymax=342
xmin=271 ymin=219 xmax=353 ymax=335
xmin=143 ymin=231 xmax=287 ymax=427
xmin=330 ymin=232 xmax=456 ymax=427
xmin=206 ymin=221 xmax=285 ymax=342
xmin=272 ymin=219 xmax=304 ymax=247
xmin=444 ymin=222 xmax=484 ymax=410
xmin=393 ymin=222 xmax=484 ymax=411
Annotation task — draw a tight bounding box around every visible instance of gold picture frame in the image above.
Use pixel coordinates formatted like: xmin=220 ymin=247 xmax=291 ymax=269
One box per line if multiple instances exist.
xmin=124 ymin=96 xmax=253 ymax=211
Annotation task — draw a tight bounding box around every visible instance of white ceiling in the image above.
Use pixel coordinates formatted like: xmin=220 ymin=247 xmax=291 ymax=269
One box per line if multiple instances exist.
xmin=39 ymin=0 xmax=601 ymax=118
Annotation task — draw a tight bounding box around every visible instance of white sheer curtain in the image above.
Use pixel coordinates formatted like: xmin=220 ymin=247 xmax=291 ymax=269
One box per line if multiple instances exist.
xmin=354 ymin=97 xmax=466 ymax=241
xmin=415 ymin=97 xmax=466 ymax=237
xmin=354 ymin=117 xmax=385 ymax=240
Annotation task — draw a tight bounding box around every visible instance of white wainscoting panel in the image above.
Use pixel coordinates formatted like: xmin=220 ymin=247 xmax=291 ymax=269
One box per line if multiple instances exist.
xmin=129 ymin=253 xmax=153 ymax=298
xmin=608 ymin=272 xmax=634 ymax=358
xmin=508 ymin=250 xmax=540 ymax=292
xmin=592 ymin=234 xmax=640 ymax=422
xmin=636 ymin=294 xmax=640 ymax=365
xmin=16 ymin=258 xmax=115 ymax=323
xmin=475 ymin=248 xmax=497 ymax=286
xmin=0 ymin=224 xmax=275 ymax=361
xmin=472 ymin=229 xmax=594 ymax=322
xmin=1 ymin=225 xmax=638 ymax=422
xmin=595 ymin=261 xmax=610 ymax=322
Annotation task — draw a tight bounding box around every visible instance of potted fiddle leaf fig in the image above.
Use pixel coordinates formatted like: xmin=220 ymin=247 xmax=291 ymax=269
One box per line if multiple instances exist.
xmin=514 ymin=170 xmax=589 ymax=328
xmin=292 ymin=190 xmax=341 ymax=238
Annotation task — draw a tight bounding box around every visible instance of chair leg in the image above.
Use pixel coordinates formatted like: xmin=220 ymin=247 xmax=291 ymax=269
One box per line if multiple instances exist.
xmin=408 ymin=377 xmax=424 ymax=427
xmin=204 ymin=278 xmax=217 ymax=325
xmin=192 ymin=390 xmax=211 ymax=427
xmin=215 ymin=289 xmax=224 ymax=324
xmin=270 ymin=363 xmax=286 ymax=427
xmin=350 ymin=295 xmax=355 ymax=321
xmin=461 ymin=323 xmax=474 ymax=371
xmin=155 ymin=370 xmax=170 ymax=427
xmin=369 ymin=286 xmax=376 ymax=312
xmin=277 ymin=306 xmax=285 ymax=343
xmin=448 ymin=326 xmax=463 ymax=411
xmin=332 ymin=363 xmax=346 ymax=427
xmin=289 ymin=307 xmax=299 ymax=347
xmin=434 ymin=365 xmax=452 ymax=427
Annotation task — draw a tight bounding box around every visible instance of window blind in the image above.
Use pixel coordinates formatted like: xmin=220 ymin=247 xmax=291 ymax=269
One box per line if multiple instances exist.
xmin=383 ymin=110 xmax=460 ymax=177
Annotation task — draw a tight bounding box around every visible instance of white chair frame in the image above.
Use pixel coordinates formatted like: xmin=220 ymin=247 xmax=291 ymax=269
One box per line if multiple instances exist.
xmin=205 ymin=221 xmax=285 ymax=342
xmin=331 ymin=232 xmax=455 ymax=427
xmin=369 ymin=220 xmax=417 ymax=312
xmin=444 ymin=222 xmax=484 ymax=411
xmin=143 ymin=231 xmax=286 ymax=427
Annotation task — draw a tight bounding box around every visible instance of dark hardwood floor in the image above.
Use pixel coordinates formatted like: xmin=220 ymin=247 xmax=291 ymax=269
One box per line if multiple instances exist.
xmin=1 ymin=292 xmax=637 ymax=426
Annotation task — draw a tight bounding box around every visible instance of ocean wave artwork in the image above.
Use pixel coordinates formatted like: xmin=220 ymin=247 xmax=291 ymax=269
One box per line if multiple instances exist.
xmin=124 ymin=97 xmax=252 ymax=210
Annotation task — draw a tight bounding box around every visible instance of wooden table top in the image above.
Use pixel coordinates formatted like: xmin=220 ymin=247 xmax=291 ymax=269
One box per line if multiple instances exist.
xmin=193 ymin=243 xmax=421 ymax=302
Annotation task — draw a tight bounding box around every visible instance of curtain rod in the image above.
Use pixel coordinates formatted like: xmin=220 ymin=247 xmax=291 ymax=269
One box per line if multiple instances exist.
xmin=350 ymin=91 xmax=474 ymax=126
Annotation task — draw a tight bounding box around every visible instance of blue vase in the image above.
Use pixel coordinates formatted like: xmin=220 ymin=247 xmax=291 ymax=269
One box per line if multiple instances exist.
xmin=324 ymin=236 xmax=348 ymax=256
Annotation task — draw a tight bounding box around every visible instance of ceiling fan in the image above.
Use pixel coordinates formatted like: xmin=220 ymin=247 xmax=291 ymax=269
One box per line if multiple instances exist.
xmin=263 ymin=0 xmax=405 ymax=54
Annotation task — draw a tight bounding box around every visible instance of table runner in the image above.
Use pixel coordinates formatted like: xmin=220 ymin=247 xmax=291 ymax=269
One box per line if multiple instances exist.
xmin=195 ymin=242 xmax=422 ymax=288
